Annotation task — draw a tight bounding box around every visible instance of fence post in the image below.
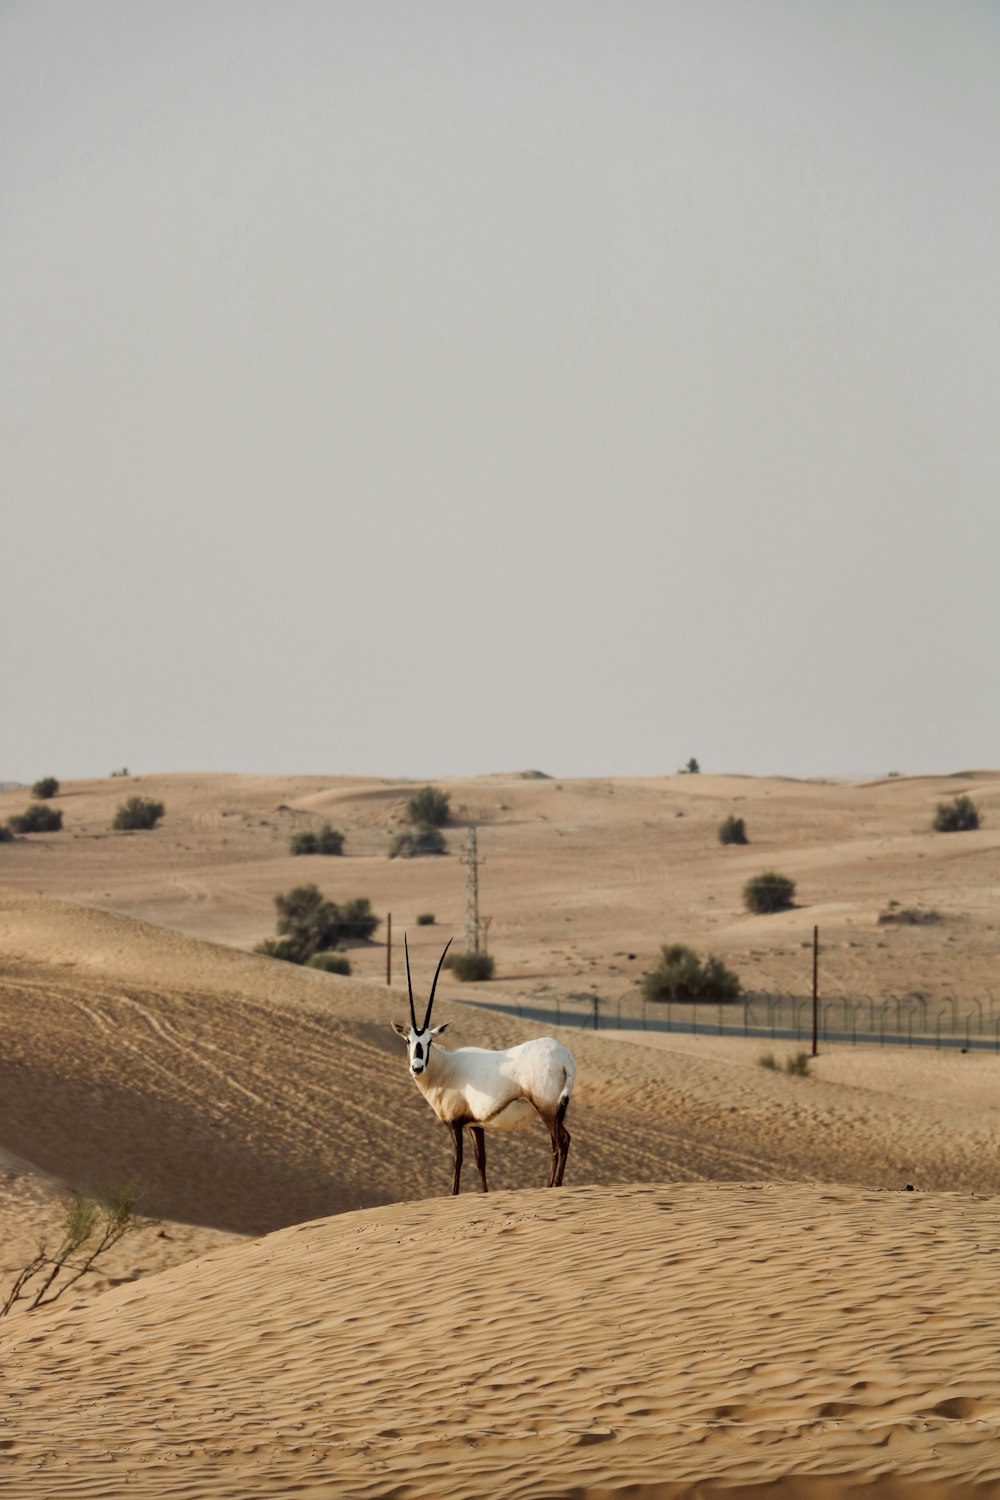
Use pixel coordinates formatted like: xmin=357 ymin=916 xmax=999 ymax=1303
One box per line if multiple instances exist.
xmin=386 ymin=912 xmax=392 ymax=986
xmin=812 ymin=926 xmax=819 ymax=1057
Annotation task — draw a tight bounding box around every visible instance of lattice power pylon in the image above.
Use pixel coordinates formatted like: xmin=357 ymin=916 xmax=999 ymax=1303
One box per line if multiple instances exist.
xmin=462 ymin=826 xmax=480 ymax=953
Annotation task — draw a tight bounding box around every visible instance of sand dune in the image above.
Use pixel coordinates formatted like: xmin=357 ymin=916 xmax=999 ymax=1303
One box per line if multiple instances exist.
xmin=2 ymin=771 xmax=1000 ymax=1495
xmin=2 ymin=1183 xmax=999 ymax=1498
xmin=2 ymin=769 xmax=999 ymax=1001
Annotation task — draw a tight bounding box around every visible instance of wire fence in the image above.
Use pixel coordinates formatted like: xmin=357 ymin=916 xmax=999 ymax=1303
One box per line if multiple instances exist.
xmin=459 ymin=988 xmax=1000 ymax=1052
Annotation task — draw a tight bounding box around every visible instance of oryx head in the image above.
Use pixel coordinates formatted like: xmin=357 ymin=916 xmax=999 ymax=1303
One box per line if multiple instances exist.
xmin=391 ymin=936 xmax=453 ymax=1076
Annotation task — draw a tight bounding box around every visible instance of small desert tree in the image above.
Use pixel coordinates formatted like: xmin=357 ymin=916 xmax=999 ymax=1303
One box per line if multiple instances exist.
xmin=114 ymin=797 xmax=165 ymax=830
xmin=258 ymin=884 xmax=378 ymax=964
xmin=933 ymin=795 xmax=980 ymax=833
xmin=32 ymin=776 xmax=60 ymax=800
xmin=718 ymin=815 xmax=748 ymax=845
xmin=642 ymin=944 xmax=740 ymax=1002
xmin=9 ymin=804 xmax=63 ymax=833
xmin=406 ymin=786 xmax=451 ymax=827
xmin=2 ymin=1185 xmax=156 ymax=1317
xmin=743 ymin=871 xmax=796 ymax=914
xmin=389 ymin=826 xmax=447 ymax=858
xmin=290 ymin=822 xmax=345 ymax=856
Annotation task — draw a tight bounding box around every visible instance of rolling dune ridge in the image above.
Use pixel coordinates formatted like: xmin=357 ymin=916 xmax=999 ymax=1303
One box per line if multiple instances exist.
xmin=1 ymin=772 xmax=999 ymax=1495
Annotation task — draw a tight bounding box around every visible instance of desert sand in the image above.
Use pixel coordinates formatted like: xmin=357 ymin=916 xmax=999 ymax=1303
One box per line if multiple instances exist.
xmin=1 ymin=771 xmax=999 ymax=1496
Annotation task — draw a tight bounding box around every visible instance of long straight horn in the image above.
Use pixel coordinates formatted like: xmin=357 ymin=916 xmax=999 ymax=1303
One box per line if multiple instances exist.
xmin=422 ymin=938 xmax=453 ymax=1032
xmin=405 ymin=933 xmax=417 ymax=1031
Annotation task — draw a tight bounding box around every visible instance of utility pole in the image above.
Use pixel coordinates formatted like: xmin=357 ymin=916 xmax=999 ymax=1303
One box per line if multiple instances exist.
xmin=462 ymin=827 xmax=480 ymax=953
xmin=811 ymin=925 xmax=819 ymax=1056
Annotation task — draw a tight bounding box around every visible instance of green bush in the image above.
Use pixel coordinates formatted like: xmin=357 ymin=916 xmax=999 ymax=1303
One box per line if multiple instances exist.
xmin=9 ymin=804 xmax=63 ymax=833
xmin=416 ymin=912 xmax=436 ymax=925
xmin=406 ymin=786 xmax=451 ymax=827
xmin=743 ymin=871 xmax=796 ymax=914
xmin=254 ymin=937 xmax=302 ymax=963
xmin=933 ymin=795 xmax=980 ymax=833
xmin=306 ymin=951 xmax=352 ymax=975
xmin=718 ymin=815 xmax=748 ymax=845
xmin=113 ymin=797 xmax=164 ymax=830
xmin=641 ymin=943 xmax=741 ymax=1002
xmin=389 ymin=825 xmax=447 ymax=858
xmin=336 ymin=897 xmax=378 ymax=940
xmin=0 ymin=824 xmax=13 ymax=842
xmin=290 ymin=822 xmax=345 ymax=856
xmin=32 ymin=776 xmax=60 ymax=800
xmin=258 ymin=884 xmax=379 ymax=964
xmin=443 ymin=950 xmax=495 ymax=982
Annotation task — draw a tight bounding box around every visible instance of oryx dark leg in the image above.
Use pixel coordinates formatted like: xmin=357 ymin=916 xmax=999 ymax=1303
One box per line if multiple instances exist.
xmin=449 ymin=1119 xmax=465 ymax=1195
xmin=471 ymin=1126 xmax=488 ymax=1192
xmin=549 ymin=1097 xmax=571 ymax=1187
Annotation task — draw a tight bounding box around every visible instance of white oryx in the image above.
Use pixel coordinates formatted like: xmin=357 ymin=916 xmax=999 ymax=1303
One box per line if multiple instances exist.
xmin=392 ymin=937 xmax=576 ymax=1194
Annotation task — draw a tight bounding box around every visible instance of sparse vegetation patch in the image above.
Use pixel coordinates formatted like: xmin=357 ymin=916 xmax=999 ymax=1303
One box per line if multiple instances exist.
xmin=878 ymin=906 xmax=942 ymax=926
xmin=306 ymin=952 xmax=352 ymax=975
xmin=406 ymin=786 xmax=451 ymax=827
xmin=443 ymin=950 xmax=495 ymax=982
xmin=718 ymin=815 xmax=748 ymax=846
xmin=416 ymin=912 xmax=436 ymax=925
xmin=743 ymin=871 xmax=796 ymax=914
xmin=9 ymin=804 xmax=63 ymax=833
xmin=1 ymin=1185 xmax=156 ymax=1317
xmin=390 ymin=826 xmax=447 ymax=858
xmin=933 ymin=795 xmax=980 ymax=833
xmin=114 ymin=797 xmax=164 ymax=831
xmin=641 ymin=943 xmax=741 ymax=1002
xmin=256 ymin=884 xmax=378 ymax=965
xmin=290 ymin=822 xmax=345 ymax=856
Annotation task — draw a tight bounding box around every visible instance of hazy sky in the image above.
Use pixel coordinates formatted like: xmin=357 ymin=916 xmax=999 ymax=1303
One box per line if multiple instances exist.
xmin=3 ymin=1 xmax=998 ymax=782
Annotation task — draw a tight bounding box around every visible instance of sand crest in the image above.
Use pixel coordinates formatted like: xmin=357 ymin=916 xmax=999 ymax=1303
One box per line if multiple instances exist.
xmin=1 ymin=1183 xmax=999 ymax=1498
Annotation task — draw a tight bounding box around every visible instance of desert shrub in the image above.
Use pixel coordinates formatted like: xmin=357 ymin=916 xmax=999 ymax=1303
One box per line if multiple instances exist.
xmin=336 ymin=897 xmax=378 ymax=940
xmin=785 ymin=1052 xmax=811 ymax=1077
xmin=718 ymin=815 xmax=748 ymax=846
xmin=389 ymin=825 xmax=447 ymax=858
xmin=743 ymin=871 xmax=796 ymax=914
xmin=114 ymin=796 xmax=164 ymax=830
xmin=290 ymin=822 xmax=344 ymax=856
xmin=2 ymin=1185 xmax=156 ymax=1317
xmin=32 ymin=776 xmax=59 ymax=800
xmin=877 ymin=906 xmax=941 ymax=926
xmin=758 ymin=1053 xmax=779 ymax=1071
xmin=641 ymin=943 xmax=741 ymax=1002
xmin=443 ymin=949 xmax=495 ymax=982
xmin=406 ymin=786 xmax=451 ymax=827
xmin=306 ymin=951 xmax=352 ymax=975
xmin=416 ymin=912 xmax=436 ymax=925
xmin=685 ymin=757 xmax=700 ymax=774
xmin=933 ymin=795 xmax=980 ymax=833
xmin=110 ymin=767 xmax=129 ymax=777
xmin=0 ymin=824 xmax=13 ymax=842
xmin=254 ymin=937 xmax=303 ymax=963
xmin=9 ymin=804 xmax=63 ymax=833
xmin=259 ymin=884 xmax=379 ymax=964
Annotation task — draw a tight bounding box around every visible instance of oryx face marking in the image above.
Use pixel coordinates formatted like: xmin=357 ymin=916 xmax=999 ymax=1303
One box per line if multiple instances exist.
xmin=391 ymin=935 xmax=453 ymax=1077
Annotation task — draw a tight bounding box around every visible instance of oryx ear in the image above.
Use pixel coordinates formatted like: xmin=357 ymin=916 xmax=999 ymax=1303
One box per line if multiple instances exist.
xmin=391 ymin=1021 xmax=410 ymax=1039
xmin=429 ymin=1022 xmax=449 ymax=1036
